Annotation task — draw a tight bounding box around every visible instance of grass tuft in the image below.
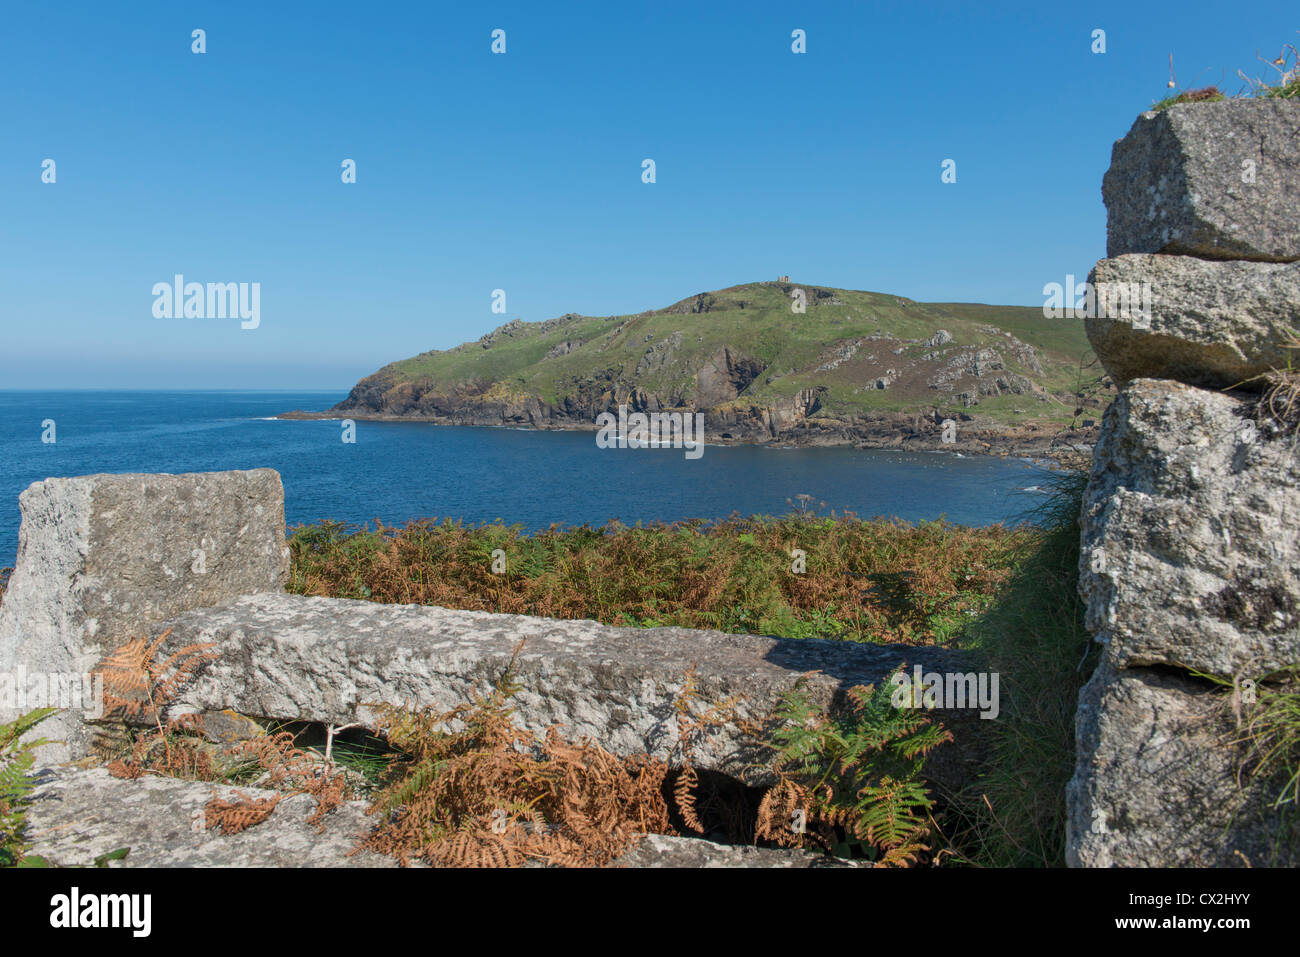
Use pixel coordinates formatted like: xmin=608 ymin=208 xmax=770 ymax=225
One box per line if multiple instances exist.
xmin=1154 ymin=38 xmax=1300 ymax=109
xmin=1258 ymin=330 xmax=1300 ymax=439
xmin=1152 ymin=85 xmax=1225 ymax=111
xmin=948 ymin=468 xmax=1097 ymax=866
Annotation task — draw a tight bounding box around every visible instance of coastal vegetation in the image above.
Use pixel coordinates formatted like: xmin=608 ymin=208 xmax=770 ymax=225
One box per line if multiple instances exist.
xmin=1153 ymin=37 xmax=1299 ymax=109
xmin=283 ymin=472 xmax=1096 ymax=866
xmin=954 ymin=471 xmax=1097 ymax=866
xmin=0 ymin=476 xmax=1094 ymax=867
xmin=0 ymin=708 xmax=56 ymax=867
xmin=287 ymin=511 xmax=1033 ymax=645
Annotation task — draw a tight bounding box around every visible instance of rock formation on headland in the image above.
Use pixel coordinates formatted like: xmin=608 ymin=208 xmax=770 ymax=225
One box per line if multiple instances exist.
xmin=1068 ymin=98 xmax=1300 ymax=867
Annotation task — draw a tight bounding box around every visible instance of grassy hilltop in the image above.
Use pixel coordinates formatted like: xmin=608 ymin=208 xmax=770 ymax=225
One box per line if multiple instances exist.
xmin=299 ymin=280 xmax=1108 ymax=455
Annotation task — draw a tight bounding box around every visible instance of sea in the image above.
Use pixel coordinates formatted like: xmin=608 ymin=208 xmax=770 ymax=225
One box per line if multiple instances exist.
xmin=0 ymin=391 xmax=1058 ymax=568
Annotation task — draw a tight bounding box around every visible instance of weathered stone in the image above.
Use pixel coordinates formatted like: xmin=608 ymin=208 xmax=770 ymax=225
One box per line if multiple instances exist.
xmin=0 ymin=470 xmax=290 ymax=761
xmin=614 ymin=832 xmax=855 ymax=868
xmin=1085 ymin=255 xmax=1300 ymax=390
xmin=1069 ymin=98 xmax=1300 ymax=870
xmin=1066 ymin=661 xmax=1294 ymax=867
xmin=24 ymin=767 xmax=395 ymax=868
xmin=1079 ymin=379 xmax=1300 ymax=678
xmin=1103 ymin=100 xmax=1300 ymax=262
xmin=23 ymin=767 xmax=852 ymax=867
xmin=139 ymin=593 xmax=983 ymax=789
xmin=198 ymin=709 xmax=266 ymax=746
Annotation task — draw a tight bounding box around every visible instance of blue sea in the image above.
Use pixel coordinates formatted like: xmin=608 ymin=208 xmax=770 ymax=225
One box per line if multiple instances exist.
xmin=0 ymin=391 xmax=1057 ymax=568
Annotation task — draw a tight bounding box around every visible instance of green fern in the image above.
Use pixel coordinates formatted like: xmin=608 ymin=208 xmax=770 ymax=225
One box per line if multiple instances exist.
xmin=759 ymin=668 xmax=952 ymax=863
xmin=1 ymin=708 xmax=58 ymax=868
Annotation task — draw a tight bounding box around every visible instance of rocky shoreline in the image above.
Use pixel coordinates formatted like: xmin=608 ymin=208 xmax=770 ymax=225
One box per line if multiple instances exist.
xmin=278 ymin=407 xmax=1098 ymax=462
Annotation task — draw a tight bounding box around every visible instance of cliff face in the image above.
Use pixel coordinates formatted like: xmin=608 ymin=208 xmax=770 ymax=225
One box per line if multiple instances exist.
xmin=302 ymin=281 xmax=1106 ymax=455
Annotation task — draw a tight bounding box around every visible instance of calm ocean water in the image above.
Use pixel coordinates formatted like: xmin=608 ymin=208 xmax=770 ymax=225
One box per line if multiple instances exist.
xmin=0 ymin=391 xmax=1055 ymax=568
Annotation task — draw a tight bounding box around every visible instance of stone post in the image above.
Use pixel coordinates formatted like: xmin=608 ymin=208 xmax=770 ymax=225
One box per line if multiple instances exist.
xmin=0 ymin=470 xmax=290 ymax=763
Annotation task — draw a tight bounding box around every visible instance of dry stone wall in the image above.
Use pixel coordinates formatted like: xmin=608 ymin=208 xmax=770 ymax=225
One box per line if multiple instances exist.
xmin=1069 ymin=99 xmax=1300 ymax=867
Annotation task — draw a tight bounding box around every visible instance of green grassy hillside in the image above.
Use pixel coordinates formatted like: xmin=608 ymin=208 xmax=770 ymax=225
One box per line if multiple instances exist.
xmin=327 ymin=280 xmax=1105 ymax=446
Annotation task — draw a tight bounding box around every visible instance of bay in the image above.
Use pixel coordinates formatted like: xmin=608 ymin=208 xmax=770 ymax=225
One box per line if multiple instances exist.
xmin=0 ymin=391 xmax=1056 ymax=568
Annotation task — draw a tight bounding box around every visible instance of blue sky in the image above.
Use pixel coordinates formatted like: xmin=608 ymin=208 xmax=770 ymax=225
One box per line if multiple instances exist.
xmin=1 ymin=1 xmax=1293 ymax=389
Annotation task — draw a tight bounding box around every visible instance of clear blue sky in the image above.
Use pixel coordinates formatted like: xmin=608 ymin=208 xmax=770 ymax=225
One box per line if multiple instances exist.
xmin=1 ymin=1 xmax=1293 ymax=389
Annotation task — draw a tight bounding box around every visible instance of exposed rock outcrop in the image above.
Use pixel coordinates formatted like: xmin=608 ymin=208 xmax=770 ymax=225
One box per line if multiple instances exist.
xmin=694 ymin=346 xmax=766 ymax=406
xmin=25 ymin=767 xmax=397 ymax=868
xmin=24 ymin=767 xmax=848 ymax=868
xmin=706 ymin=387 xmax=825 ymax=440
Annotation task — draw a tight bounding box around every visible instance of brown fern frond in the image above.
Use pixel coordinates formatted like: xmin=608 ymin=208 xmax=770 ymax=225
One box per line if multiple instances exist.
xmin=675 ymin=763 xmax=703 ymax=833
xmin=228 ymin=729 xmax=351 ymax=825
xmin=874 ymin=839 xmax=930 ymax=868
xmin=93 ymin=633 xmax=221 ymax=781
xmin=96 ymin=632 xmax=217 ymax=721
xmin=106 ymin=758 xmax=144 ymax=780
xmin=359 ymin=662 xmax=676 ymax=867
xmin=204 ymin=790 xmax=281 ymax=835
xmin=97 ymin=634 xmax=168 ymax=718
xmin=755 ymin=776 xmax=810 ymax=848
xmin=305 ymin=772 xmax=348 ymax=832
